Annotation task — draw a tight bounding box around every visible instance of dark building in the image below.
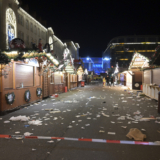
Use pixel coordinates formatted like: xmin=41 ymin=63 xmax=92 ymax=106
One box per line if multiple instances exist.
xmin=103 ymin=35 xmax=160 ymax=70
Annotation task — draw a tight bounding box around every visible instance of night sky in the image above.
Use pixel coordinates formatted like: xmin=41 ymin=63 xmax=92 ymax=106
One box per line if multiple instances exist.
xmin=21 ymin=0 xmax=160 ymax=57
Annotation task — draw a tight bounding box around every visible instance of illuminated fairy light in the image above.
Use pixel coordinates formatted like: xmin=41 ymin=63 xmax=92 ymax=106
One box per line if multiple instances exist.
xmin=129 ymin=52 xmax=149 ymax=70
xmin=19 ymin=8 xmax=47 ymax=31
xmin=112 ymin=42 xmax=158 ymax=45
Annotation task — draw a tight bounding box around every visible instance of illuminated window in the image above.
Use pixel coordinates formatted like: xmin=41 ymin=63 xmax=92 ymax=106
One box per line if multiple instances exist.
xmin=6 ymin=8 xmax=16 ymax=49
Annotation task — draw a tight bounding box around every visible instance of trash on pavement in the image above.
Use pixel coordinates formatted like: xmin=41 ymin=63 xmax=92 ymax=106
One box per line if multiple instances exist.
xmin=4 ymin=121 xmax=10 ymax=123
xmin=68 ymin=125 xmax=73 ymax=128
xmin=50 ymin=110 xmax=61 ymax=114
xmin=102 ymin=113 xmax=110 ymax=117
xmin=32 ymin=149 xmax=36 ymax=151
xmin=24 ymin=132 xmax=33 ymax=136
xmin=134 ymin=115 xmax=143 ymax=120
xmin=47 ymin=140 xmax=54 ymax=143
xmin=9 ymin=115 xmax=30 ymax=121
xmin=28 ymin=120 xmax=42 ymax=125
xmin=99 ymin=130 xmax=105 ymax=133
xmin=133 ymin=110 xmax=141 ymax=115
xmin=15 ymin=131 xmax=20 ymax=134
xmin=108 ymin=132 xmax=116 ymax=135
xmin=126 ymin=128 xmax=146 ymax=141
xmin=121 ymin=126 xmax=127 ymax=128
xmin=117 ymin=116 xmax=125 ymax=120
xmin=141 ymin=129 xmax=146 ymax=132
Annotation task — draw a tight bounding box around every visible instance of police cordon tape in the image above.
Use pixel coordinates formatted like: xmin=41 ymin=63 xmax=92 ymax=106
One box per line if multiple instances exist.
xmin=0 ymin=134 xmax=160 ymax=146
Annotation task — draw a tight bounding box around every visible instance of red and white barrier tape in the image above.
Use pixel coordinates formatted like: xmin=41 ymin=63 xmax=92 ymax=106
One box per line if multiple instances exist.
xmin=0 ymin=134 xmax=160 ymax=146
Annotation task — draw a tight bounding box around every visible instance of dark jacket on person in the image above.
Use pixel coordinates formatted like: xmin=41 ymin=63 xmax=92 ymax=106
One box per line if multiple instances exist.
xmin=111 ymin=77 xmax=114 ymax=83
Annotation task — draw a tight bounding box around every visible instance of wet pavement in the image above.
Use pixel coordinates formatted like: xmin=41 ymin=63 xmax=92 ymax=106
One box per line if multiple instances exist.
xmin=0 ymin=84 xmax=160 ymax=160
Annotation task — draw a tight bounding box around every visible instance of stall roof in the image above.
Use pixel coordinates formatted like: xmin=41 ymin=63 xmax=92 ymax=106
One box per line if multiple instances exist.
xmin=128 ymin=52 xmax=150 ymax=70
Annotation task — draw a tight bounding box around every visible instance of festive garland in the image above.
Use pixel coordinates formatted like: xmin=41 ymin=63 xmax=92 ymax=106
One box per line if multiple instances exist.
xmin=36 ymin=88 xmax=42 ymax=97
xmin=1 ymin=51 xmax=60 ymax=67
xmin=24 ymin=90 xmax=31 ymax=102
xmin=5 ymin=92 xmax=15 ymax=105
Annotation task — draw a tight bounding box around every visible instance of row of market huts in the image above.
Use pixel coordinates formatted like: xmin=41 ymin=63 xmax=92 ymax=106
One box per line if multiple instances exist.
xmin=116 ymin=50 xmax=160 ymax=100
xmin=0 ymin=52 xmax=88 ymax=112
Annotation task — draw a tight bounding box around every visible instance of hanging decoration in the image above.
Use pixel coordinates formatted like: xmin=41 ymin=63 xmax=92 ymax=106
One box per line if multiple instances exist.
xmin=5 ymin=92 xmax=15 ymax=105
xmin=24 ymin=90 xmax=31 ymax=102
xmin=36 ymin=88 xmax=42 ymax=97
xmin=9 ymin=38 xmax=26 ymax=49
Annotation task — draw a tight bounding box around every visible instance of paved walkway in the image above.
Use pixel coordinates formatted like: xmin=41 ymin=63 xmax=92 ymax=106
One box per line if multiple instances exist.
xmin=0 ymin=84 xmax=160 ymax=160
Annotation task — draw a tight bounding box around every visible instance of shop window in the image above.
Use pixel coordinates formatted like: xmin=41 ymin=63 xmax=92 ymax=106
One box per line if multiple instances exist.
xmin=54 ymin=73 xmax=61 ymax=84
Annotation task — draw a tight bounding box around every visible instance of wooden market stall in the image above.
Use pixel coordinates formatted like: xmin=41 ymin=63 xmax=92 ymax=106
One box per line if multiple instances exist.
xmin=64 ymin=64 xmax=77 ymax=90
xmin=48 ymin=71 xmax=65 ymax=95
xmin=40 ymin=53 xmax=66 ymax=98
xmin=142 ymin=46 xmax=160 ymax=100
xmin=0 ymin=53 xmax=42 ymax=112
xmin=75 ymin=65 xmax=84 ymax=87
xmin=125 ymin=52 xmax=150 ymax=90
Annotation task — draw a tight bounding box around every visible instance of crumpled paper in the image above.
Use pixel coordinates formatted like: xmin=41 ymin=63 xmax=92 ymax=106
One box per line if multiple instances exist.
xmin=9 ymin=115 xmax=30 ymax=121
xmin=126 ymin=128 xmax=146 ymax=141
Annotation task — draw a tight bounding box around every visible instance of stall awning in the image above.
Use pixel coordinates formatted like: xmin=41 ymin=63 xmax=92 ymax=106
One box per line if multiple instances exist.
xmin=129 ymin=52 xmax=149 ymax=70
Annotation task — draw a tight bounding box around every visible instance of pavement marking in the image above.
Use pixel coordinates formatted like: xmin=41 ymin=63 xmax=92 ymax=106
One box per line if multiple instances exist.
xmin=0 ymin=134 xmax=160 ymax=146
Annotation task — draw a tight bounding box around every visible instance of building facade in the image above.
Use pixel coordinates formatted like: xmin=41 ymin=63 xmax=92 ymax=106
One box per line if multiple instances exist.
xmin=65 ymin=41 xmax=80 ymax=60
xmin=103 ymin=35 xmax=160 ymax=69
xmin=81 ymin=57 xmax=110 ymax=75
xmin=0 ymin=0 xmax=55 ymax=52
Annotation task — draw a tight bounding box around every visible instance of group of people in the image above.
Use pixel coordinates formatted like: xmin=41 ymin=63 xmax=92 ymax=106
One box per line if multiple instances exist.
xmin=103 ymin=75 xmax=114 ymax=87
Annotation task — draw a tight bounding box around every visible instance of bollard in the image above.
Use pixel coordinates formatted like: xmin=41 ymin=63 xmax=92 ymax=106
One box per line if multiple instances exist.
xmin=158 ymin=92 xmax=160 ymax=113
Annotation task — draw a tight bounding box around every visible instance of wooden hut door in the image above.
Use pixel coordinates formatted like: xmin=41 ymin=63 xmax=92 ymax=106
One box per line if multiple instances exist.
xmin=42 ymin=72 xmax=49 ymax=98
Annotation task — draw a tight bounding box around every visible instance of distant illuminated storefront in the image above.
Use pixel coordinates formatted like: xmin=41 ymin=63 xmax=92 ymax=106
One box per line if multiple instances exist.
xmin=81 ymin=57 xmax=110 ymax=75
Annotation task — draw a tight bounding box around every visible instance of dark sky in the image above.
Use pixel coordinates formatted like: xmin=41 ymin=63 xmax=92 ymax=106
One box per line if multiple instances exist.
xmin=21 ymin=0 xmax=160 ymax=57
